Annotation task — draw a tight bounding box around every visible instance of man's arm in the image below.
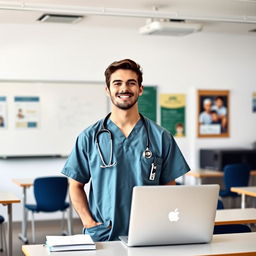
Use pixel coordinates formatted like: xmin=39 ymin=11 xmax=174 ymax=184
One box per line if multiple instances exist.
xmin=69 ymin=178 xmax=101 ymax=228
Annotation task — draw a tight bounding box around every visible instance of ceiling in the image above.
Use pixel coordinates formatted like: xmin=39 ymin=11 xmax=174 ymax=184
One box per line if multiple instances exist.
xmin=0 ymin=0 xmax=256 ymax=35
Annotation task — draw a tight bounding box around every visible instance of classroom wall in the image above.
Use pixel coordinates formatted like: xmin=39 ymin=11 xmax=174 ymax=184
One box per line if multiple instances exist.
xmin=0 ymin=22 xmax=256 ymax=221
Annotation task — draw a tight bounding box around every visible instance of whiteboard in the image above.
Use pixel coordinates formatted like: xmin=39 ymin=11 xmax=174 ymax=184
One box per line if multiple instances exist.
xmin=0 ymin=81 xmax=108 ymax=157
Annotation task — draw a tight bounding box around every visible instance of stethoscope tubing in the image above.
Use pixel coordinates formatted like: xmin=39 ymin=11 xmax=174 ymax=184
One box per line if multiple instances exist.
xmin=95 ymin=113 xmax=152 ymax=168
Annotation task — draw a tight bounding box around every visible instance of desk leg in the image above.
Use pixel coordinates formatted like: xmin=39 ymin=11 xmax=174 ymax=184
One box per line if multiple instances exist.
xmin=7 ymin=204 xmax=12 ymax=256
xmin=18 ymin=187 xmax=28 ymax=244
xmin=68 ymin=195 xmax=73 ymax=235
xmin=196 ymin=177 xmax=202 ymax=185
xmin=241 ymin=194 xmax=246 ymax=209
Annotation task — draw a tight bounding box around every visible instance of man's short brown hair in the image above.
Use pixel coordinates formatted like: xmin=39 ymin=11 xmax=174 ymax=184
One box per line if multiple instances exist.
xmin=104 ymin=59 xmax=143 ymax=88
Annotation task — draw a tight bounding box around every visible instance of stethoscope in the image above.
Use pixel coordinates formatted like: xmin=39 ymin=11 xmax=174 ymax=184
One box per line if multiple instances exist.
xmin=95 ymin=113 xmax=153 ymax=169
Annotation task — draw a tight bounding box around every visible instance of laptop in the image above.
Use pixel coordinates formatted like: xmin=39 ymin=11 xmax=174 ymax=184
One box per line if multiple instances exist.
xmin=119 ymin=184 xmax=219 ymax=247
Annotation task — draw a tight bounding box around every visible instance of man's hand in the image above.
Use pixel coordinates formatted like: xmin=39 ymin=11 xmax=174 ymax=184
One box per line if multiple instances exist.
xmin=84 ymin=221 xmax=102 ymax=229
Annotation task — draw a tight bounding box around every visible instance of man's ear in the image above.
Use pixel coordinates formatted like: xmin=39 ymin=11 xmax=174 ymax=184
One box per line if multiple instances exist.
xmin=105 ymin=86 xmax=110 ymax=97
xmin=139 ymin=85 xmax=144 ymax=96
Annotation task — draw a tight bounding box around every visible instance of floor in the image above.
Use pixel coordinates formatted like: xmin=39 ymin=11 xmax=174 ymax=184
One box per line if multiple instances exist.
xmin=0 ymin=218 xmax=82 ymax=256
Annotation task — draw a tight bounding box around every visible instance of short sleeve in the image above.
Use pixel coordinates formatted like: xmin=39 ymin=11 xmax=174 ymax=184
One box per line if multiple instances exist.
xmin=61 ymin=133 xmax=91 ymax=184
xmin=159 ymin=132 xmax=190 ymax=184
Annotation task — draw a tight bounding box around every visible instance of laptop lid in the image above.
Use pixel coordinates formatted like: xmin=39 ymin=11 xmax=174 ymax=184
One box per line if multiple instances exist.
xmin=122 ymin=184 xmax=219 ymax=247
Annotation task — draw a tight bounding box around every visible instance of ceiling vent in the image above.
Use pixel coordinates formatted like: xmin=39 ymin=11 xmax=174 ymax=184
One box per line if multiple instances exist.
xmin=37 ymin=14 xmax=83 ymax=24
xmin=139 ymin=20 xmax=203 ymax=36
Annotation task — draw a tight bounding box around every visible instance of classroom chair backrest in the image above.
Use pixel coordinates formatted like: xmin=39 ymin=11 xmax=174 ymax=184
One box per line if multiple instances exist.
xmin=217 ymin=199 xmax=224 ymax=209
xmin=224 ymin=163 xmax=250 ymax=189
xmin=34 ymin=176 xmax=68 ymax=212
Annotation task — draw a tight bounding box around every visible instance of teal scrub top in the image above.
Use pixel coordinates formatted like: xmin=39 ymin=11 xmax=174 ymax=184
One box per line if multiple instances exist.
xmin=61 ymin=116 xmax=190 ymax=241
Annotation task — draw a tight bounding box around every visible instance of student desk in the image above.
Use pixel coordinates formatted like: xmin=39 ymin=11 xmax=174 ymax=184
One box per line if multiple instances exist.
xmin=231 ymin=186 xmax=256 ymax=209
xmin=12 ymin=178 xmax=73 ymax=244
xmin=185 ymin=170 xmax=223 ymax=185
xmin=185 ymin=169 xmax=256 ymax=185
xmin=22 ymin=232 xmax=256 ymax=256
xmin=12 ymin=178 xmax=33 ymax=243
xmin=0 ymin=192 xmax=20 ymax=256
xmin=215 ymin=208 xmax=256 ymax=225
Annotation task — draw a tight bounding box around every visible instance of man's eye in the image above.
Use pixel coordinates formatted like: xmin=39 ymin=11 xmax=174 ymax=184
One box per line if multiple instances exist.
xmin=128 ymin=82 xmax=137 ymax=86
xmin=113 ymin=82 xmax=121 ymax=86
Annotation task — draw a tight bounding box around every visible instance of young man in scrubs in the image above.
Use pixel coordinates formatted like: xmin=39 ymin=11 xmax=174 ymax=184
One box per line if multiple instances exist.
xmin=62 ymin=59 xmax=190 ymax=241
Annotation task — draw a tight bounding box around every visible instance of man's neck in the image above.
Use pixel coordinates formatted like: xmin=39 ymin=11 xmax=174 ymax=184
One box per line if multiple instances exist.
xmin=109 ymin=106 xmax=140 ymax=137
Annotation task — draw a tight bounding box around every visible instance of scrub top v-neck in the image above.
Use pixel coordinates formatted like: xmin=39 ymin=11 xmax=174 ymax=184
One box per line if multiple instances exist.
xmin=62 ymin=116 xmax=190 ymax=241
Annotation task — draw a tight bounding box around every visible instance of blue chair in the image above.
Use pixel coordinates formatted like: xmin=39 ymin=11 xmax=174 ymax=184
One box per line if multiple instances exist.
xmin=217 ymin=199 xmax=224 ymax=209
xmin=0 ymin=215 xmax=7 ymax=252
xmin=25 ymin=176 xmax=70 ymax=243
xmin=219 ymin=163 xmax=250 ymax=206
xmin=214 ymin=198 xmax=251 ymax=234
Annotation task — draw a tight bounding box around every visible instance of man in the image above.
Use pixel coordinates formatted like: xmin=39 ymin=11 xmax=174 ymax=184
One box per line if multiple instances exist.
xmin=61 ymin=59 xmax=190 ymax=241
xmin=199 ymin=98 xmax=212 ymax=124
xmin=212 ymin=96 xmax=228 ymax=132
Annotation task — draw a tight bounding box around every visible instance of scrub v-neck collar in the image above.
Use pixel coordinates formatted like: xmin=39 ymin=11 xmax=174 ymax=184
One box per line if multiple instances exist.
xmin=106 ymin=118 xmax=143 ymax=141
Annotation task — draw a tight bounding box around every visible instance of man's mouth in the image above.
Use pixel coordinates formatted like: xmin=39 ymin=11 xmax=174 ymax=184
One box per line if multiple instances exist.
xmin=117 ymin=93 xmax=133 ymax=99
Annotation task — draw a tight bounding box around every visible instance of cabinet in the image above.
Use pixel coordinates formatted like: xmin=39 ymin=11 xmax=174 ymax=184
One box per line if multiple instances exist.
xmin=200 ymin=148 xmax=256 ymax=171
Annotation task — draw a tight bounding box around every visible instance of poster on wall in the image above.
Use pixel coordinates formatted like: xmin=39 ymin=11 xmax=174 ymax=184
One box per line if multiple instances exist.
xmin=0 ymin=96 xmax=7 ymax=128
xmin=14 ymin=96 xmax=40 ymax=128
xmin=138 ymin=86 xmax=157 ymax=122
xmin=160 ymin=94 xmax=186 ymax=137
xmin=197 ymin=90 xmax=229 ymax=138
xmin=253 ymin=92 xmax=256 ymax=113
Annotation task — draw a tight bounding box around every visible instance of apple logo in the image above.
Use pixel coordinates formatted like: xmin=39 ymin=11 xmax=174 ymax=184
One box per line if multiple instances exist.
xmin=168 ymin=208 xmax=180 ymax=222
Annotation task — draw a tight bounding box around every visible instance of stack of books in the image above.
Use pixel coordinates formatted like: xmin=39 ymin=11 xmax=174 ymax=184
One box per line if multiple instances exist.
xmin=46 ymin=234 xmax=96 ymax=252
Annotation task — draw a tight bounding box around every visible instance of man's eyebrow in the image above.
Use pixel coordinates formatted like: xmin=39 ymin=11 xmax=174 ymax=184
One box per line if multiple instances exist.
xmin=112 ymin=79 xmax=122 ymax=83
xmin=112 ymin=79 xmax=137 ymax=83
xmin=127 ymin=79 xmax=137 ymax=83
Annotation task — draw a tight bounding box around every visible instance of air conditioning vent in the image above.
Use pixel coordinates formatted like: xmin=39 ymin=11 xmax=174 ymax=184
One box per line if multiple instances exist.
xmin=37 ymin=14 xmax=83 ymax=24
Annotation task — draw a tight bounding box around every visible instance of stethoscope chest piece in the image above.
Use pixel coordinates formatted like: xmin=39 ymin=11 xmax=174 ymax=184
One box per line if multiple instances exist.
xmin=143 ymin=148 xmax=153 ymax=159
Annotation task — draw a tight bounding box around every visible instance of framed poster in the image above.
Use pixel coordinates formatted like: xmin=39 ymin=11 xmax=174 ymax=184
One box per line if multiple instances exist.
xmin=197 ymin=90 xmax=229 ymax=138
xmin=14 ymin=96 xmax=40 ymax=128
xmin=0 ymin=96 xmax=7 ymax=128
xmin=160 ymin=94 xmax=186 ymax=137
xmin=253 ymin=92 xmax=256 ymax=113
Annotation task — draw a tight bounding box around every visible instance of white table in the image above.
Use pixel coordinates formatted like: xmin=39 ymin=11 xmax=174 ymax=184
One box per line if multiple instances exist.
xmin=231 ymin=186 xmax=256 ymax=209
xmin=215 ymin=208 xmax=256 ymax=225
xmin=12 ymin=178 xmax=73 ymax=243
xmin=0 ymin=192 xmax=20 ymax=256
xmin=22 ymin=232 xmax=256 ymax=256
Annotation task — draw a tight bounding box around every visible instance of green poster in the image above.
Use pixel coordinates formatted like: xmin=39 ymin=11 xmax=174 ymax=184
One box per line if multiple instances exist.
xmin=160 ymin=94 xmax=186 ymax=137
xmin=138 ymin=86 xmax=157 ymax=122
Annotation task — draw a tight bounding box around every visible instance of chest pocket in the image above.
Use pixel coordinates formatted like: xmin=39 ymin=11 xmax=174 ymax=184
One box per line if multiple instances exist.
xmin=140 ymin=156 xmax=163 ymax=185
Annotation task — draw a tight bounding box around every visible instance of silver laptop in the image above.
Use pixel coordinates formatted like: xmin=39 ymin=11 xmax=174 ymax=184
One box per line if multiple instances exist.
xmin=119 ymin=184 xmax=219 ymax=247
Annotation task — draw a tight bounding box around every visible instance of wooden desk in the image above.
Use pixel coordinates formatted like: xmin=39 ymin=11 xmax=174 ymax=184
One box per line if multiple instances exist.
xmin=0 ymin=192 xmax=20 ymax=256
xmin=185 ymin=170 xmax=223 ymax=185
xmin=12 ymin=178 xmax=73 ymax=244
xmin=12 ymin=178 xmax=33 ymax=243
xmin=215 ymin=208 xmax=256 ymax=225
xmin=185 ymin=169 xmax=256 ymax=185
xmin=22 ymin=232 xmax=256 ymax=256
xmin=231 ymin=186 xmax=256 ymax=209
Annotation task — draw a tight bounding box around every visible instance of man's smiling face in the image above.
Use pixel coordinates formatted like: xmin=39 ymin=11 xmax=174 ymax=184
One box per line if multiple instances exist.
xmin=106 ymin=69 xmax=143 ymax=110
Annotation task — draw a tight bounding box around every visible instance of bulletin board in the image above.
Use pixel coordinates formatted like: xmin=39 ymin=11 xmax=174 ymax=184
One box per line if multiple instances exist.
xmin=0 ymin=81 xmax=108 ymax=157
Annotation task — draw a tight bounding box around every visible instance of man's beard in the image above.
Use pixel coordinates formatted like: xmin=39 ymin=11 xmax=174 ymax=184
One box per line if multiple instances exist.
xmin=110 ymin=91 xmax=139 ymax=110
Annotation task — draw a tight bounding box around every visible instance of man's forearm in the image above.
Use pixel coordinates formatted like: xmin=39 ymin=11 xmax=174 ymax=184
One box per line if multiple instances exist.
xmin=69 ymin=179 xmax=99 ymax=228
